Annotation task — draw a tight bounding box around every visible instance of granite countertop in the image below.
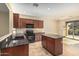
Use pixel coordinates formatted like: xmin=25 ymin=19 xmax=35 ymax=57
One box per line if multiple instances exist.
xmin=0 ymin=33 xmax=29 ymax=49
xmin=42 ymin=34 xmax=64 ymax=39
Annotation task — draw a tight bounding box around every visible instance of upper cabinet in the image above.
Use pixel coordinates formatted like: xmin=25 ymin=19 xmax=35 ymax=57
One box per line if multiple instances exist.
xmin=38 ymin=20 xmax=43 ymax=28
xmin=13 ymin=13 xmax=19 ymax=28
xmin=13 ymin=13 xmax=43 ymax=28
xmin=13 ymin=13 xmax=21 ymax=28
xmin=20 ymin=18 xmax=34 ymax=28
xmin=33 ymin=20 xmax=39 ymax=28
xmin=33 ymin=20 xmax=43 ymax=28
xmin=24 ymin=19 xmax=33 ymax=24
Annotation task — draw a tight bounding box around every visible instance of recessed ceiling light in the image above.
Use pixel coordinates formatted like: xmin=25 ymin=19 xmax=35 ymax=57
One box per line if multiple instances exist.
xmin=48 ymin=8 xmax=50 ymax=10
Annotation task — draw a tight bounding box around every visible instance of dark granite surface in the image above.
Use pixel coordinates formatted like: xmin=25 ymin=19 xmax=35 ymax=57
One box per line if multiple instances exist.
xmin=42 ymin=34 xmax=64 ymax=39
xmin=0 ymin=34 xmax=29 ymax=49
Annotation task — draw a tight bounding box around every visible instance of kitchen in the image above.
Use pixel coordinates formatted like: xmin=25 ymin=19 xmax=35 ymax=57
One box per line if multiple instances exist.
xmin=1 ymin=3 xmax=79 ymax=56
xmin=0 ymin=12 xmax=63 ymax=56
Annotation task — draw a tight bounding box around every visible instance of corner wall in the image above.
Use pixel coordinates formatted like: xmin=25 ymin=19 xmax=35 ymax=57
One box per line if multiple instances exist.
xmin=41 ymin=17 xmax=59 ymax=34
xmin=0 ymin=12 xmax=9 ymax=37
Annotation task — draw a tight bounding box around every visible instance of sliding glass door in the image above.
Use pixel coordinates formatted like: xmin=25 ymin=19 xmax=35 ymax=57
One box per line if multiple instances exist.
xmin=66 ymin=21 xmax=79 ymax=40
xmin=74 ymin=22 xmax=79 ymax=39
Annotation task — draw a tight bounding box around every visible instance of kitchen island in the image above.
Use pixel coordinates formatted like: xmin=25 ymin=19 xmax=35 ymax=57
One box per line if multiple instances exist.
xmin=0 ymin=34 xmax=29 ymax=56
xmin=42 ymin=34 xmax=63 ymax=56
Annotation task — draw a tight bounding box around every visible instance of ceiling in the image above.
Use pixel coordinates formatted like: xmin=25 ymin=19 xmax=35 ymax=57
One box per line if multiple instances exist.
xmin=10 ymin=3 xmax=79 ymax=18
xmin=0 ymin=3 xmax=9 ymax=12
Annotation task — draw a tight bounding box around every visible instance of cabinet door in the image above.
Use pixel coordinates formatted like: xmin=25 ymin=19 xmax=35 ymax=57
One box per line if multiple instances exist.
xmin=12 ymin=45 xmax=29 ymax=56
xmin=1 ymin=48 xmax=13 ymax=56
xmin=20 ymin=18 xmax=34 ymax=28
xmin=20 ymin=18 xmax=26 ymax=28
xmin=47 ymin=37 xmax=55 ymax=54
xmin=19 ymin=18 xmax=23 ymax=28
xmin=13 ymin=13 xmax=19 ymax=28
xmin=54 ymin=39 xmax=63 ymax=55
xmin=34 ymin=20 xmax=39 ymax=28
xmin=25 ymin=19 xmax=33 ymax=24
xmin=34 ymin=20 xmax=43 ymax=28
xmin=38 ymin=20 xmax=43 ymax=28
xmin=1 ymin=45 xmax=29 ymax=56
xmin=42 ymin=36 xmax=47 ymax=48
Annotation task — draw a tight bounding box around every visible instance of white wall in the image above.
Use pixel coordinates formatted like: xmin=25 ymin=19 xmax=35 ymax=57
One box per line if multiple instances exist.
xmin=0 ymin=12 xmax=9 ymax=37
xmin=9 ymin=11 xmax=13 ymax=33
xmin=41 ymin=17 xmax=58 ymax=34
xmin=57 ymin=20 xmax=66 ymax=36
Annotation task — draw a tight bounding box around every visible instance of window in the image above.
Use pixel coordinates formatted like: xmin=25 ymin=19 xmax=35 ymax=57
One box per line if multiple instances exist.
xmin=66 ymin=21 xmax=79 ymax=40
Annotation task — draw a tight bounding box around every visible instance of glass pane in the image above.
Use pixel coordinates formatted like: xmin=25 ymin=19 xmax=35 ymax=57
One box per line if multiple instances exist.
xmin=74 ymin=22 xmax=79 ymax=39
xmin=66 ymin=22 xmax=74 ymax=38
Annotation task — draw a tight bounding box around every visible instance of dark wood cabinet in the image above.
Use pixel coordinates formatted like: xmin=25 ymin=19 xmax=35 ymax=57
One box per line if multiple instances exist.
xmin=42 ymin=35 xmax=47 ymax=48
xmin=19 ymin=18 xmax=43 ymax=28
xmin=19 ymin=18 xmax=24 ymax=28
xmin=13 ymin=13 xmax=20 ymax=28
xmin=19 ymin=18 xmax=34 ymax=28
xmin=13 ymin=13 xmax=43 ymax=28
xmin=20 ymin=18 xmax=26 ymax=28
xmin=42 ymin=35 xmax=63 ymax=56
xmin=33 ymin=20 xmax=43 ymax=28
xmin=33 ymin=20 xmax=39 ymax=28
xmin=38 ymin=20 xmax=43 ymax=28
xmin=24 ymin=19 xmax=33 ymax=24
xmin=46 ymin=37 xmax=54 ymax=54
xmin=54 ymin=39 xmax=63 ymax=55
xmin=1 ymin=44 xmax=29 ymax=56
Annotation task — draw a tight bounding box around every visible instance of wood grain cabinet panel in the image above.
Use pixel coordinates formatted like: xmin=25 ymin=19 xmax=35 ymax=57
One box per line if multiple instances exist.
xmin=19 ymin=18 xmax=34 ymax=28
xmin=33 ymin=20 xmax=43 ymax=28
xmin=33 ymin=20 xmax=39 ymax=28
xmin=20 ymin=18 xmax=26 ymax=28
xmin=38 ymin=20 xmax=43 ymax=28
xmin=1 ymin=45 xmax=29 ymax=56
xmin=42 ymin=35 xmax=63 ymax=56
xmin=42 ymin=36 xmax=47 ymax=48
xmin=24 ymin=19 xmax=33 ymax=24
xmin=13 ymin=13 xmax=19 ymax=28
xmin=13 ymin=13 xmax=43 ymax=28
xmin=54 ymin=39 xmax=63 ymax=55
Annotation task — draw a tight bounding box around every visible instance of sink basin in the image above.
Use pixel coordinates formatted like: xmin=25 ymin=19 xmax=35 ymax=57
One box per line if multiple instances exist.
xmin=12 ymin=40 xmax=18 ymax=43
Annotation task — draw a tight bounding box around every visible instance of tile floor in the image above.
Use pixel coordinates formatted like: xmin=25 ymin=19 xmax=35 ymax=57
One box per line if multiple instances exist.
xmin=63 ymin=38 xmax=79 ymax=56
xmin=29 ymin=39 xmax=79 ymax=56
xmin=29 ymin=41 xmax=52 ymax=56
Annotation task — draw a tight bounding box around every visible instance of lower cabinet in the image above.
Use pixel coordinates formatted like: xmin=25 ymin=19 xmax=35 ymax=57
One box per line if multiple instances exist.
xmin=42 ymin=35 xmax=63 ymax=56
xmin=42 ymin=35 xmax=47 ymax=48
xmin=46 ymin=37 xmax=55 ymax=54
xmin=1 ymin=44 xmax=29 ymax=56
